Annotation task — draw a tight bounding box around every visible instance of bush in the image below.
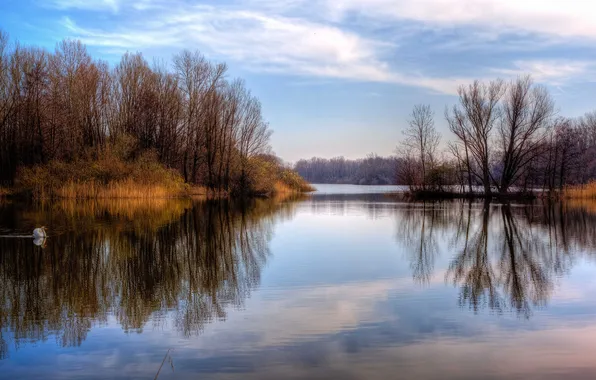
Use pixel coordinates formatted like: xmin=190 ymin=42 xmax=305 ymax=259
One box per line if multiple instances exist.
xmin=278 ymin=169 xmax=315 ymax=193
xmin=233 ymin=156 xmax=314 ymax=196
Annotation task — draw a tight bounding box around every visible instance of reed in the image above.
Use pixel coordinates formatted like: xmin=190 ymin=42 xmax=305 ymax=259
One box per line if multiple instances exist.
xmin=55 ymin=179 xmax=186 ymax=199
xmin=273 ymin=181 xmax=293 ymax=194
xmin=564 ymin=181 xmax=596 ymax=199
xmin=15 ymin=152 xmax=189 ymax=199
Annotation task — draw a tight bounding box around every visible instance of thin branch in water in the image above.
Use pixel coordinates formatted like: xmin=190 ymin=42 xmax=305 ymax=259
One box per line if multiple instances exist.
xmin=154 ymin=348 xmax=174 ymax=380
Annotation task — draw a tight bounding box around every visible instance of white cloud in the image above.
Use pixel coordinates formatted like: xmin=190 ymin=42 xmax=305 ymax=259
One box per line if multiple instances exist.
xmin=308 ymin=0 xmax=596 ymax=40
xmin=59 ymin=4 xmax=473 ymax=94
xmin=493 ymin=60 xmax=594 ymax=86
xmin=55 ymin=0 xmax=596 ymax=94
xmin=62 ymin=16 xmax=180 ymax=47
xmin=48 ymin=0 xmax=120 ymax=12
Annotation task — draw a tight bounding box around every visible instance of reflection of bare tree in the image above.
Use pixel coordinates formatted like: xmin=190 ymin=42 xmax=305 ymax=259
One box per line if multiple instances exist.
xmin=447 ymin=202 xmax=502 ymax=313
xmin=396 ymin=200 xmax=596 ymax=318
xmin=395 ymin=202 xmax=466 ymax=285
xmin=449 ymin=203 xmax=579 ymax=317
xmin=0 ymin=332 xmax=6 ymax=360
xmin=498 ymin=206 xmax=551 ymax=317
xmin=396 ymin=203 xmax=440 ymax=285
xmin=0 ymin=197 xmax=297 ymax=358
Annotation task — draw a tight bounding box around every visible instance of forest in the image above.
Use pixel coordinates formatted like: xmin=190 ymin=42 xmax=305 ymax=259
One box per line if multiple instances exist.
xmin=0 ymin=30 xmax=312 ymax=198
xmin=294 ymin=155 xmax=399 ymax=185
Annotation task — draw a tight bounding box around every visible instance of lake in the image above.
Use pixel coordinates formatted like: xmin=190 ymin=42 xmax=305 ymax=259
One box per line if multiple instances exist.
xmin=2 ymin=185 xmax=596 ymax=379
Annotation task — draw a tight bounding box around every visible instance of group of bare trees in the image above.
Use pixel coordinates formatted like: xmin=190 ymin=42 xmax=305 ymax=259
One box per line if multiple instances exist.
xmin=0 ymin=30 xmax=271 ymax=193
xmin=400 ymin=76 xmax=593 ymax=194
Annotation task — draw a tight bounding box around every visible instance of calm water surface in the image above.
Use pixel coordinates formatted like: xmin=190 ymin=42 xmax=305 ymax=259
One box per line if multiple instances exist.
xmin=2 ymin=186 xmax=596 ymax=379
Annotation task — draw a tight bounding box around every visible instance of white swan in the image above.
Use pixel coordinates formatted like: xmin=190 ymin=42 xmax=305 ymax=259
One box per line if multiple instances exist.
xmin=33 ymin=227 xmax=47 ymax=239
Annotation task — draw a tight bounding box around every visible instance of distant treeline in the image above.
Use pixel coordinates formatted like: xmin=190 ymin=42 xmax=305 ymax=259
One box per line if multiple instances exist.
xmin=294 ymin=154 xmax=399 ymax=185
xmin=0 ymin=30 xmax=310 ymax=197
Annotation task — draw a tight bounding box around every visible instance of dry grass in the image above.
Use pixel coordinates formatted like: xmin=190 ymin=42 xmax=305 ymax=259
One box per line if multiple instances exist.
xmin=273 ymin=181 xmax=309 ymax=194
xmin=273 ymin=181 xmax=293 ymax=194
xmin=273 ymin=180 xmax=315 ymax=195
xmin=564 ymin=181 xmax=596 ymax=199
xmin=16 ymin=151 xmax=189 ymax=199
xmin=55 ymin=179 xmax=186 ymax=199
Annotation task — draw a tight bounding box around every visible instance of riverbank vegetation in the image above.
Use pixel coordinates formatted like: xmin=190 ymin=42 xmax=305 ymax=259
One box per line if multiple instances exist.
xmin=0 ymin=30 xmax=311 ymax=199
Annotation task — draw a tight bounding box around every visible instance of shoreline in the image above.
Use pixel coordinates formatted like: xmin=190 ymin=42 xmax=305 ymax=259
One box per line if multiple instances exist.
xmin=401 ymin=190 xmax=538 ymax=201
xmin=0 ymin=181 xmax=313 ymax=201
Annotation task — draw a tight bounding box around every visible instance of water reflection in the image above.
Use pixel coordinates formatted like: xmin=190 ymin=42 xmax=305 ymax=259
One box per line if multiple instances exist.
xmin=0 ymin=197 xmax=298 ymax=360
xmin=4 ymin=193 xmax=596 ymax=378
xmin=393 ymin=200 xmax=596 ymax=318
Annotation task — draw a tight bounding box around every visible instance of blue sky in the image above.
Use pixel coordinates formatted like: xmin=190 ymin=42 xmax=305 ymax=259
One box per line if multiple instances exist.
xmin=2 ymin=0 xmax=596 ymax=162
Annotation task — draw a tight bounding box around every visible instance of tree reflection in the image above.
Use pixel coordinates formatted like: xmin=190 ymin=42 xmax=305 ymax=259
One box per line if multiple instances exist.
xmin=395 ymin=203 xmax=442 ymax=285
xmin=447 ymin=202 xmax=503 ymax=313
xmin=0 ymin=197 xmax=297 ymax=358
xmin=397 ymin=200 xmax=595 ymax=318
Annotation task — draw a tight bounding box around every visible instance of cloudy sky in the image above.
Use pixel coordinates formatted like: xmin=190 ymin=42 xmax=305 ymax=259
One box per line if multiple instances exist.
xmin=2 ymin=0 xmax=596 ymax=162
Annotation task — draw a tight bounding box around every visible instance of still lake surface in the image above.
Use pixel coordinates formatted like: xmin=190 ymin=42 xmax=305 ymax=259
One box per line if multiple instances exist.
xmin=2 ymin=185 xmax=596 ymax=379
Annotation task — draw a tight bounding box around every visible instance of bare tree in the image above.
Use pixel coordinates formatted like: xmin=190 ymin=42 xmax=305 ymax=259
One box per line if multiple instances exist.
xmin=446 ymin=79 xmax=505 ymax=195
xmin=496 ymin=76 xmax=554 ymax=193
xmin=400 ymin=104 xmax=440 ymax=190
xmin=236 ymin=94 xmax=271 ymax=193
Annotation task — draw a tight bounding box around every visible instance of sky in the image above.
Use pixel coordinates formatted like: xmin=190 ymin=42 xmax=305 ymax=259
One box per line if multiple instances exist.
xmin=2 ymin=0 xmax=596 ymax=163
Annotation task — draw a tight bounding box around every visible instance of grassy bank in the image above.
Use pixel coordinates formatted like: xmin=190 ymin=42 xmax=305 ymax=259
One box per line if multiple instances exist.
xmin=15 ymin=151 xmax=188 ymax=199
xmin=9 ymin=152 xmax=313 ymax=200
